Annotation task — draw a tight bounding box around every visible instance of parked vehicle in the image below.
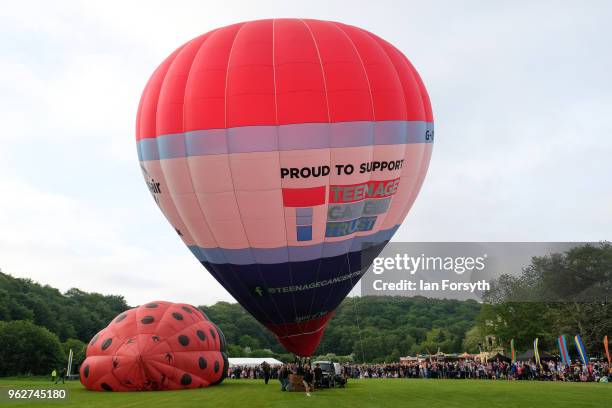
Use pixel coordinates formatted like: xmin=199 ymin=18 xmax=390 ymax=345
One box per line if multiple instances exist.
xmin=312 ymin=361 xmax=342 ymax=388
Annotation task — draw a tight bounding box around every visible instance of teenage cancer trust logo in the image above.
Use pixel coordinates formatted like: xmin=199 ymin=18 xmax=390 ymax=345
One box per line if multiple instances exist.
xmin=282 ymin=178 xmax=400 ymax=241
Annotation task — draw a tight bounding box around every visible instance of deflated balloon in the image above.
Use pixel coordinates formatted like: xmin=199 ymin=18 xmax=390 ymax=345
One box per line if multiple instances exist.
xmin=136 ymin=19 xmax=433 ymax=356
xmin=80 ymin=301 xmax=228 ymax=391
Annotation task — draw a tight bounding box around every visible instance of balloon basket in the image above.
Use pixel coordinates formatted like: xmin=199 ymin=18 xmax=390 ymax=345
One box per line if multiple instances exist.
xmin=288 ymin=374 xmax=305 ymax=392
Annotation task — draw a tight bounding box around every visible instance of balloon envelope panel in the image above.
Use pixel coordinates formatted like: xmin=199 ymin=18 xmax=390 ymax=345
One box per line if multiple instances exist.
xmin=80 ymin=301 xmax=228 ymax=391
xmin=136 ymin=19 xmax=433 ymax=356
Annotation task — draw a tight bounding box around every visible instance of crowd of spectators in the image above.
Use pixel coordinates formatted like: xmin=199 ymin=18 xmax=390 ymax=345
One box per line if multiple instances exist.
xmin=340 ymin=360 xmax=611 ymax=382
xmin=228 ymin=359 xmax=611 ymax=383
xmin=229 ymin=365 xmax=278 ymax=380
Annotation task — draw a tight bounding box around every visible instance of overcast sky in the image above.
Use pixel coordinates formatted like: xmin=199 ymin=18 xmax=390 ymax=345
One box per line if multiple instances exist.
xmin=1 ymin=0 xmax=611 ymax=307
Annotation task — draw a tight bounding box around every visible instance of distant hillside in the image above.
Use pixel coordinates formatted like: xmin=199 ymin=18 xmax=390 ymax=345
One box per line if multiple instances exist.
xmin=0 ymin=270 xmax=129 ymax=343
xmin=2 ymin=242 xmax=608 ymax=366
xmin=0 ymin=270 xmax=481 ymax=362
xmin=202 ymin=296 xmax=481 ymax=361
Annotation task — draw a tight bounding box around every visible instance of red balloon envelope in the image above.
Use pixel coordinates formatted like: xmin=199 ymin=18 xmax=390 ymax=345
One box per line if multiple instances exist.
xmin=136 ymin=19 xmax=433 ymax=356
xmin=80 ymin=301 xmax=228 ymax=391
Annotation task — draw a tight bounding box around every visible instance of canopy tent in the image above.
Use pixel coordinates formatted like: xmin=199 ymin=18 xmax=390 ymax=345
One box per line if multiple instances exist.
xmin=517 ymin=349 xmax=557 ymax=362
xmin=228 ymin=358 xmax=284 ymax=367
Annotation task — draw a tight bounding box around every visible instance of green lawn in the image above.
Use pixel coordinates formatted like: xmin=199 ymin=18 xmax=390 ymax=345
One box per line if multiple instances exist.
xmin=0 ymin=377 xmax=609 ymax=408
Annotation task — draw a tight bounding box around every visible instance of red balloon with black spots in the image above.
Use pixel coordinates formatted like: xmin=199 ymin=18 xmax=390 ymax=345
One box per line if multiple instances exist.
xmin=80 ymin=301 xmax=228 ymax=391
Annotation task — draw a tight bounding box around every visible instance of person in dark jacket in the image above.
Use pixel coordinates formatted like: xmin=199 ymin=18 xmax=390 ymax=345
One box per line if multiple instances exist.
xmin=55 ymin=368 xmax=66 ymax=384
xmin=302 ymin=364 xmax=313 ymax=397
xmin=313 ymin=363 xmax=323 ymax=389
xmin=261 ymin=361 xmax=271 ymax=384
xmin=279 ymin=364 xmax=290 ymax=391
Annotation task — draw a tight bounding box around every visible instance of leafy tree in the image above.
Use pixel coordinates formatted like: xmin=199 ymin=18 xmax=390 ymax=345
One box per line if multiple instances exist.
xmin=238 ymin=335 xmax=260 ymax=350
xmin=0 ymin=271 xmax=129 ymax=344
xmin=63 ymin=338 xmax=87 ymax=368
xmin=250 ymin=349 xmax=275 ymax=357
xmin=462 ymin=325 xmax=484 ymax=353
xmin=0 ymin=320 xmax=65 ymax=376
xmin=477 ymin=243 xmax=611 ymax=354
xmin=226 ymin=344 xmax=248 ymax=357
xmin=419 ymin=328 xmax=457 ymax=355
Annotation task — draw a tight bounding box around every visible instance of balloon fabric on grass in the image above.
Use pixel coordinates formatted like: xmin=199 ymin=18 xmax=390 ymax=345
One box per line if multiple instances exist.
xmin=136 ymin=18 xmax=434 ymax=356
xmin=80 ymin=301 xmax=228 ymax=391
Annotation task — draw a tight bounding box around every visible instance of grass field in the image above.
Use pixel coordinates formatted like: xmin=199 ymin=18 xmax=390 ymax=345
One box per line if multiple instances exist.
xmin=0 ymin=377 xmax=610 ymax=408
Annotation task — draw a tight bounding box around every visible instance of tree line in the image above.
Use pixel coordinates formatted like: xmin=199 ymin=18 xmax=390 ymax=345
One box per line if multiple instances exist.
xmin=0 ymin=269 xmax=481 ymax=374
xmin=0 ymin=270 xmax=130 ymax=376
xmin=202 ymin=296 xmax=481 ymax=363
xmin=476 ymin=242 xmax=611 ymax=356
xmin=0 ymin=242 xmax=609 ymax=375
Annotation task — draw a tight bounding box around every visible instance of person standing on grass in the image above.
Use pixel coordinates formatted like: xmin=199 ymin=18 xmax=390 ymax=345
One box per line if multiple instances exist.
xmin=279 ymin=364 xmax=290 ymax=391
xmin=55 ymin=367 xmax=66 ymax=384
xmin=51 ymin=369 xmax=57 ymax=383
xmin=262 ymin=361 xmax=271 ymax=384
xmin=302 ymin=364 xmax=314 ymax=397
xmin=313 ymin=363 xmax=322 ymax=389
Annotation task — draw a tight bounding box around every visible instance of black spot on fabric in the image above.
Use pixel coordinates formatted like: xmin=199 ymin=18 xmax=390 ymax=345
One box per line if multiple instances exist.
xmin=210 ymin=329 xmax=216 ymax=340
xmin=196 ymin=330 xmax=206 ymax=341
xmin=214 ymin=360 xmax=220 ymax=373
xmin=181 ymin=306 xmax=193 ymax=314
xmin=181 ymin=373 xmax=192 ymax=386
xmin=211 ymin=353 xmax=229 ymax=386
xmin=141 ymin=316 xmax=155 ymax=324
xmin=101 ymin=383 xmax=113 ymax=391
xmin=178 ymin=335 xmax=190 ymax=346
xmin=198 ymin=357 xmax=207 ymax=369
xmin=101 ymin=338 xmax=112 ymax=350
xmin=90 ymin=334 xmax=99 ymax=346
xmin=172 ymin=312 xmax=183 ymax=321
xmin=115 ymin=313 xmax=127 ymax=323
xmin=84 ymin=365 xmax=90 ymax=378
xmin=145 ymin=303 xmax=158 ymax=308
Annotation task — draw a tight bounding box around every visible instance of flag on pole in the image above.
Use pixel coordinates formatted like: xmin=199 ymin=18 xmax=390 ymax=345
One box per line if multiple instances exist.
xmin=510 ymin=339 xmax=516 ymax=363
xmin=67 ymin=348 xmax=73 ymax=378
xmin=557 ymin=335 xmax=571 ymax=366
xmin=574 ymin=334 xmax=588 ymax=365
xmin=604 ymin=335 xmax=611 ymax=365
xmin=533 ymin=338 xmax=541 ymax=367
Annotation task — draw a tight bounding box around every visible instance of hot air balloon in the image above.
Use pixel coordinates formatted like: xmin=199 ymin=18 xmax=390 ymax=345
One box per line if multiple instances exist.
xmin=136 ymin=19 xmax=433 ymax=356
xmin=80 ymin=301 xmax=228 ymax=391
